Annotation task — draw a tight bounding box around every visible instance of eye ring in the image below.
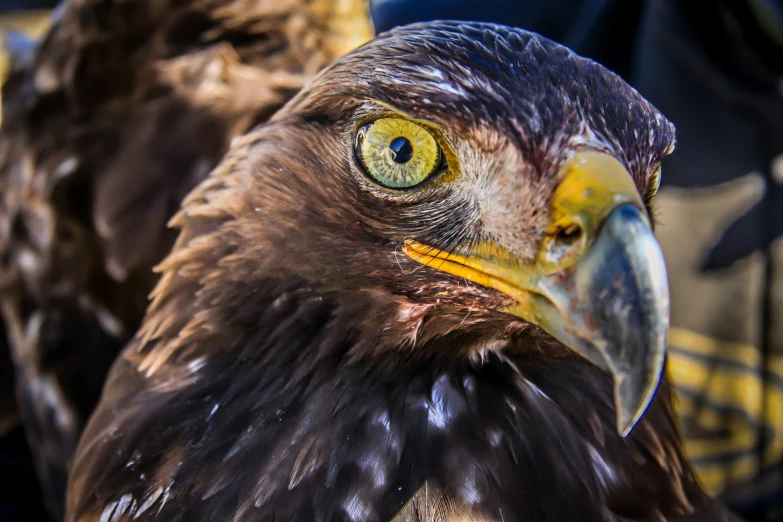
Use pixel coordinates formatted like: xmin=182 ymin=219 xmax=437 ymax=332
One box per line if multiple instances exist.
xmin=355 ymin=118 xmax=444 ymax=189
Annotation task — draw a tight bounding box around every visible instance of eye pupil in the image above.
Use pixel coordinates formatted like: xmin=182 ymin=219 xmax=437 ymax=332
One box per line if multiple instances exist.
xmin=388 ymin=137 xmax=414 ymax=164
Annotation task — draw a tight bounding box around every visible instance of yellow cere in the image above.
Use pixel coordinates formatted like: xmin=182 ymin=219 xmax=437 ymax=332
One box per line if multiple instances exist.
xmin=540 ymin=150 xmax=643 ymax=272
xmin=358 ymin=118 xmax=441 ymax=188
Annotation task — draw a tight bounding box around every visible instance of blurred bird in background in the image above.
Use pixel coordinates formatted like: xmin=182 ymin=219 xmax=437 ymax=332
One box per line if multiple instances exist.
xmin=0 ymin=0 xmax=372 ymax=518
xmin=0 ymin=0 xmax=778 ymax=521
xmin=0 ymin=7 xmax=51 ymax=522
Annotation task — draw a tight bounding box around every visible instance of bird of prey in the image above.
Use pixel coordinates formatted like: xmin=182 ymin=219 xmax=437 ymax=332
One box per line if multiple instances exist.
xmin=59 ymin=19 xmax=741 ymax=521
xmin=0 ymin=0 xmax=371 ymax=517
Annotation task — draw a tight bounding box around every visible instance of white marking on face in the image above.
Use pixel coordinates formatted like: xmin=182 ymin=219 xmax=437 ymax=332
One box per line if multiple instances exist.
xmin=434 ymin=82 xmax=467 ymax=97
xmin=419 ymin=66 xmax=445 ymax=80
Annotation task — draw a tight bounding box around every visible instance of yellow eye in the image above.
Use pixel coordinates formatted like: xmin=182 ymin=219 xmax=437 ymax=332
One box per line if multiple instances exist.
xmin=356 ymin=118 xmax=442 ymax=189
xmin=646 ymin=166 xmax=662 ymax=201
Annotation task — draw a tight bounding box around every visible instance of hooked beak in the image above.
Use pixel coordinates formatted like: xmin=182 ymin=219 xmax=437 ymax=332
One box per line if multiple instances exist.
xmin=403 ymin=150 xmax=669 ymax=436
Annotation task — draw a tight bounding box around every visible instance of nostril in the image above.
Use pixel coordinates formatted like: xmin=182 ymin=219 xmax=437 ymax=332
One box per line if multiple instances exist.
xmin=554 ymin=223 xmax=583 ymax=247
xmin=542 ymin=222 xmax=586 ymax=267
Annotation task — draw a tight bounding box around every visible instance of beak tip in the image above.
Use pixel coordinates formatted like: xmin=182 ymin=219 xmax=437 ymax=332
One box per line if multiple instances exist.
xmin=618 ymin=422 xmax=634 ymax=438
xmin=617 ymin=408 xmax=644 ymax=438
xmin=613 ymin=356 xmax=665 ymax=438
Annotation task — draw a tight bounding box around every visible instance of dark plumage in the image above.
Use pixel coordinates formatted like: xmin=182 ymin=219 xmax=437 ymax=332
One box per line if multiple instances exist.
xmin=61 ymin=21 xmax=738 ymax=522
xmin=0 ymin=0 xmax=370 ymax=516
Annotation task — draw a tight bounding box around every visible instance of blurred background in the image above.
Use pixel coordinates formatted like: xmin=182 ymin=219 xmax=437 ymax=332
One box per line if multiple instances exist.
xmin=1 ymin=0 xmax=782 ymax=520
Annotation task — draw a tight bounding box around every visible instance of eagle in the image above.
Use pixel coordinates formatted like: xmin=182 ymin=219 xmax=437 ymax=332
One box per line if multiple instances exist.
xmin=59 ymin=18 xmax=740 ymax=522
xmin=0 ymin=2 xmax=738 ymax=521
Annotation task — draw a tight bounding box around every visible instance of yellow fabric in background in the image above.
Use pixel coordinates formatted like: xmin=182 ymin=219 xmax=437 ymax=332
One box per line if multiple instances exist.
xmin=668 ymin=326 xmax=783 ymax=495
xmin=0 ymin=10 xmax=51 ymax=123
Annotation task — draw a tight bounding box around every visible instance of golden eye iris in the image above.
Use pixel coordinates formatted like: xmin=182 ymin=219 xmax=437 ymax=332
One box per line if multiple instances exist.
xmin=646 ymin=166 xmax=662 ymax=201
xmin=357 ymin=118 xmax=442 ymax=188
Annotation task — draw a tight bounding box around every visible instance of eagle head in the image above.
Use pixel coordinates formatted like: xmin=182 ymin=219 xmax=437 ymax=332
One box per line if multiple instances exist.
xmin=142 ymin=21 xmax=675 ymax=438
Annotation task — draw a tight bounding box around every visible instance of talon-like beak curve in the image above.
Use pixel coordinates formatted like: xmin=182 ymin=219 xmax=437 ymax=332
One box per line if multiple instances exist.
xmin=403 ymin=150 xmax=669 ymax=436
